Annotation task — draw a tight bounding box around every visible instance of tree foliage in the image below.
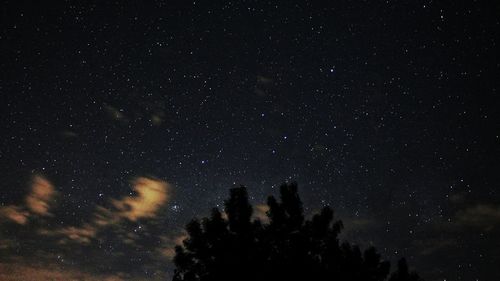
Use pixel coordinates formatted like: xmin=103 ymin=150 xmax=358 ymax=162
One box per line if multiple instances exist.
xmin=172 ymin=183 xmax=422 ymax=281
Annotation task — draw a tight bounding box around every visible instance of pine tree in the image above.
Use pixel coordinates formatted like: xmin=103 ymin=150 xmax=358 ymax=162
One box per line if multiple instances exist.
xmin=172 ymin=183 xmax=422 ymax=281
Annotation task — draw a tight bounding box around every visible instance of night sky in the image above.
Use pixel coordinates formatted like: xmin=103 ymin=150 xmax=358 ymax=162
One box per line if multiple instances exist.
xmin=1 ymin=1 xmax=499 ymax=280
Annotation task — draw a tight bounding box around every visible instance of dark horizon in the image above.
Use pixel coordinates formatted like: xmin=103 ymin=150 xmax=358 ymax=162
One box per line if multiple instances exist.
xmin=1 ymin=1 xmax=499 ymax=280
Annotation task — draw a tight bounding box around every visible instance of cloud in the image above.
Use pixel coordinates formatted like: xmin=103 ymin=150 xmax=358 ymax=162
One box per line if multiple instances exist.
xmin=60 ymin=130 xmax=78 ymax=139
xmin=112 ymin=177 xmax=170 ymax=221
xmin=25 ymin=175 xmax=57 ymax=216
xmin=455 ymin=204 xmax=500 ymax=231
xmin=448 ymin=192 xmax=466 ymax=204
xmin=150 ymin=112 xmax=165 ymax=126
xmin=104 ymin=104 xmax=127 ymax=122
xmin=219 ymin=203 xmax=269 ymax=224
xmin=1 ymin=176 xmax=174 ymax=280
xmin=40 ymin=177 xmax=171 ymax=245
xmin=0 ymin=175 xmax=56 ymax=225
xmin=256 ymin=75 xmax=273 ymax=85
xmin=0 ymin=239 xmax=15 ymax=250
xmin=335 ymin=212 xmax=377 ymax=241
xmin=161 ymin=247 xmax=176 ymax=260
xmin=0 ymin=262 xmax=132 ymax=281
xmin=93 ymin=205 xmax=118 ymax=226
xmin=252 ymin=204 xmax=270 ymax=223
xmin=41 ymin=224 xmax=97 ymax=245
xmin=159 ymin=233 xmax=188 ymax=260
xmin=0 ymin=206 xmax=29 ymax=225
xmin=412 ymin=238 xmax=456 ymax=256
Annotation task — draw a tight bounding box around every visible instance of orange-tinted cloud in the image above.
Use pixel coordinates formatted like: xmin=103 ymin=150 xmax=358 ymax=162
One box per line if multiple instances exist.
xmin=93 ymin=205 xmax=117 ymax=226
xmin=0 ymin=262 xmax=133 ymax=281
xmin=159 ymin=233 xmax=188 ymax=260
xmin=25 ymin=175 xmax=57 ymax=216
xmin=160 ymin=247 xmax=176 ymax=260
xmin=1 ymin=176 xmax=173 ymax=280
xmin=0 ymin=175 xmax=56 ymax=225
xmin=42 ymin=224 xmax=97 ymax=245
xmin=112 ymin=177 xmax=170 ymax=221
xmin=0 ymin=206 xmax=29 ymax=225
xmin=40 ymin=177 xmax=171 ymax=244
xmin=253 ymin=204 xmax=270 ymax=223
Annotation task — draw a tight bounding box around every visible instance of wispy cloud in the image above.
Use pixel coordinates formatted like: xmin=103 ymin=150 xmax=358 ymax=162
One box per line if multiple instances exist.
xmin=40 ymin=223 xmax=97 ymax=245
xmin=0 ymin=176 xmax=176 ymax=279
xmin=454 ymin=204 xmax=500 ymax=231
xmin=159 ymin=233 xmax=188 ymax=260
xmin=112 ymin=177 xmax=170 ymax=221
xmin=412 ymin=238 xmax=456 ymax=256
xmin=0 ymin=262 xmax=139 ymax=281
xmin=252 ymin=204 xmax=270 ymax=223
xmin=150 ymin=112 xmax=165 ymax=126
xmin=0 ymin=175 xmax=57 ymax=225
xmin=40 ymin=177 xmax=171 ymax=245
xmin=0 ymin=206 xmax=29 ymax=225
xmin=25 ymin=175 xmax=57 ymax=216
xmin=104 ymin=104 xmax=127 ymax=122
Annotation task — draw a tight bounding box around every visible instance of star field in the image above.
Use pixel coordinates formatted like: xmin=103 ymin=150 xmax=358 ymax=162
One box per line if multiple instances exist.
xmin=1 ymin=1 xmax=499 ymax=280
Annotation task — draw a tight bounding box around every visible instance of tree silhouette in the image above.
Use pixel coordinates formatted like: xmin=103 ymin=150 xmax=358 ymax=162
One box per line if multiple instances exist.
xmin=389 ymin=258 xmax=423 ymax=281
xmin=172 ymin=183 xmax=423 ymax=281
